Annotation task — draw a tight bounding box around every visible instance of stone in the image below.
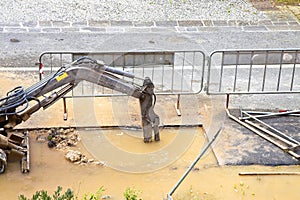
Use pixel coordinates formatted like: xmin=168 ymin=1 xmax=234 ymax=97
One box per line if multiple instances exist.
xmin=36 ymin=135 xmax=46 ymax=143
xmin=10 ymin=38 xmax=20 ymax=43
xmin=101 ymin=195 xmax=111 ymax=199
xmin=94 ymin=161 xmax=106 ymax=166
xmin=65 ymin=150 xmax=82 ymax=162
xmin=48 ymin=140 xmax=56 ymax=148
xmin=81 ymin=156 xmax=88 ymax=163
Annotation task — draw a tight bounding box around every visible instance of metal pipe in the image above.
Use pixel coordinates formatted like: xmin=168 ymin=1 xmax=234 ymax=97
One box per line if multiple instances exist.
xmin=226 ymin=94 xmax=230 ymax=109
xmin=290 ymin=50 xmax=298 ymax=91
xmin=218 ymin=52 xmax=225 ymax=92
xmin=276 ymin=51 xmax=284 ymax=91
xmin=190 ymin=52 xmax=195 ymax=91
xmin=162 ymin=53 xmax=166 ymax=90
xmin=243 ymin=111 xmax=273 ymax=115
xmin=167 ymin=128 xmax=222 ymax=198
xmin=227 ymin=109 xmax=287 ymax=150
xmin=247 ymin=51 xmax=254 ymax=92
xmin=243 ymin=112 xmax=300 ymax=145
xmin=239 ymin=109 xmax=300 ymax=120
xmin=239 ymin=172 xmax=300 ymax=176
xmin=233 ymin=51 xmax=239 ymax=92
xmin=244 ymin=120 xmax=298 ymax=148
xmin=180 ymin=52 xmax=186 ymax=93
xmin=261 ymin=50 xmax=268 ymax=92
xmin=175 ymin=94 xmax=181 ymax=116
xmin=242 ymin=110 xmax=300 ymax=117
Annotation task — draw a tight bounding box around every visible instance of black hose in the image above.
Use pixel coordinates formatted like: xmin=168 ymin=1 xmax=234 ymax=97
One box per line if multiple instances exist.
xmin=73 ymin=56 xmax=97 ymax=64
xmin=0 ymin=57 xmax=98 ymax=117
xmin=0 ymin=86 xmax=29 ymax=116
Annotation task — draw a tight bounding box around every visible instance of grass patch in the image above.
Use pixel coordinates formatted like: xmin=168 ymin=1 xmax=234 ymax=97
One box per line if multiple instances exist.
xmin=18 ymin=186 xmax=107 ymax=200
xmin=274 ymin=0 xmax=300 ymax=5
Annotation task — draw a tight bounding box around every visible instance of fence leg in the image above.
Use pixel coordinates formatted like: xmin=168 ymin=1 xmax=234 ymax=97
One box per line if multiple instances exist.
xmin=63 ymin=97 xmax=68 ymax=121
xmin=226 ymin=94 xmax=230 ymax=109
xmin=174 ymin=94 xmax=181 ymax=116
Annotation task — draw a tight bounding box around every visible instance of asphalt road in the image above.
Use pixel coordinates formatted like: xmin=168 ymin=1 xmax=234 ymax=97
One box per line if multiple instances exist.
xmin=0 ymin=29 xmax=299 ymax=67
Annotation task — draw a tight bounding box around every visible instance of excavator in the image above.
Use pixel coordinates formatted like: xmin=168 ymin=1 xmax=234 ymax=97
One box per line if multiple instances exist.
xmin=0 ymin=57 xmax=160 ymax=174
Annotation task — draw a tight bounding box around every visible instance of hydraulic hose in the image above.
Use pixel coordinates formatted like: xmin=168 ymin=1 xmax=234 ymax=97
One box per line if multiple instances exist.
xmin=74 ymin=56 xmax=136 ymax=79
xmin=0 ymin=86 xmax=28 ymax=116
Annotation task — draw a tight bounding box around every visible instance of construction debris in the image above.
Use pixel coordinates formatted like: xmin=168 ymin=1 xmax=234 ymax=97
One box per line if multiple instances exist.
xmin=35 ymin=128 xmax=104 ymax=166
xmin=65 ymin=150 xmax=105 ymax=166
xmin=46 ymin=128 xmax=80 ymax=149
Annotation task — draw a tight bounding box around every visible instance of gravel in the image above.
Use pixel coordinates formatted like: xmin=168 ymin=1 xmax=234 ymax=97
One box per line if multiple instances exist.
xmin=0 ymin=0 xmax=266 ymax=23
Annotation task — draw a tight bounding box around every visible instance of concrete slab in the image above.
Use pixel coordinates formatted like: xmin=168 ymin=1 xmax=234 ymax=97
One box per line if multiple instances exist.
xmin=16 ymin=94 xmax=203 ymax=129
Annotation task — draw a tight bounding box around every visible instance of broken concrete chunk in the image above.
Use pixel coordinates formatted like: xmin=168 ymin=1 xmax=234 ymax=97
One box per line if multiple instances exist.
xmin=65 ymin=150 xmax=82 ymax=162
xmin=65 ymin=150 xmax=104 ymax=166
xmin=36 ymin=134 xmax=46 ymax=143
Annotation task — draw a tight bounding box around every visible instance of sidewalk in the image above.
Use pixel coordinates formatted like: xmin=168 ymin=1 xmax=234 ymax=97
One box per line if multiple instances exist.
xmin=0 ymin=1 xmax=299 ymax=33
xmin=1 ymin=18 xmax=299 ymax=34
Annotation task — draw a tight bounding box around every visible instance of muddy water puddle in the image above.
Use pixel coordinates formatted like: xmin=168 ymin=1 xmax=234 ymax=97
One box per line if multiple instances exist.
xmin=0 ymin=127 xmax=300 ymax=200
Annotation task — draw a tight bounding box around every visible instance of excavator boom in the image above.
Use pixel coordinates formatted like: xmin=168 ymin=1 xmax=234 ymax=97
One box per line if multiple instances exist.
xmin=0 ymin=57 xmax=160 ymax=173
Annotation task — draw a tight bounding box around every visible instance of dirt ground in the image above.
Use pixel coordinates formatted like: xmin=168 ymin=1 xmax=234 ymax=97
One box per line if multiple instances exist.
xmin=0 ymin=71 xmax=300 ymax=200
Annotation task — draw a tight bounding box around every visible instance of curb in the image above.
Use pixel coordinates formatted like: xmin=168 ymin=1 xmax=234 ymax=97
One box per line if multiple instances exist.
xmin=1 ymin=19 xmax=300 ymax=33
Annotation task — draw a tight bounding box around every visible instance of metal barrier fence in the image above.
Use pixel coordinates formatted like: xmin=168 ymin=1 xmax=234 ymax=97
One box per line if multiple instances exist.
xmin=206 ymin=49 xmax=300 ymax=162
xmin=38 ymin=51 xmax=205 ymax=97
xmin=207 ymin=49 xmax=300 ymax=95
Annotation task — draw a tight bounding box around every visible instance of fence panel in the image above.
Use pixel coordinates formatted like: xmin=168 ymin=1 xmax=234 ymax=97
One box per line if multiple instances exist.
xmin=207 ymin=49 xmax=300 ymax=95
xmin=39 ymin=51 xmax=205 ymax=97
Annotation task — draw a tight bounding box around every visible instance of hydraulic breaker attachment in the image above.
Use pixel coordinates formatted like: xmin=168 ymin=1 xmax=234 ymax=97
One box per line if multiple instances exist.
xmin=140 ymin=77 xmax=160 ymax=143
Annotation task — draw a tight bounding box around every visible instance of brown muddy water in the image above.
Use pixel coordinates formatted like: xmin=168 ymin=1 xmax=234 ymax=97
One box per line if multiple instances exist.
xmin=1 ymin=127 xmax=300 ymax=200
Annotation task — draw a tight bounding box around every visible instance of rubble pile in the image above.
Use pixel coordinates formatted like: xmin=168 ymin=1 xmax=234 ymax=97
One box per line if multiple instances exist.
xmin=35 ymin=128 xmax=104 ymax=166
xmin=46 ymin=128 xmax=80 ymax=149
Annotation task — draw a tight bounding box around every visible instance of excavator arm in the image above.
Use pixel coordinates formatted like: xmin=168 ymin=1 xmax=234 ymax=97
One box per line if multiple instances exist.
xmin=0 ymin=57 xmax=160 ymax=173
